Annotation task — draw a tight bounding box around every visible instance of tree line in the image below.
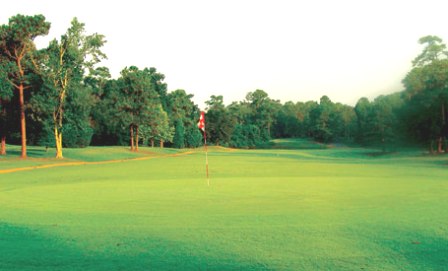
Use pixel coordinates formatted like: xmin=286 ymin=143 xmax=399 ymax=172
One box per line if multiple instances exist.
xmin=1 ymin=14 xmax=447 ymax=158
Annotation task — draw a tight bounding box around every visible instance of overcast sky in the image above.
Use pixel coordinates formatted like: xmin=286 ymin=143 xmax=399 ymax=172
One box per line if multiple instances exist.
xmin=2 ymin=0 xmax=448 ymax=108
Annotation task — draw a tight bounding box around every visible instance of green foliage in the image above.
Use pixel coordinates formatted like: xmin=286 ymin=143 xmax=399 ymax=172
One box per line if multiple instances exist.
xmin=245 ymin=89 xmax=280 ymax=138
xmin=354 ymin=94 xmax=405 ymax=151
xmin=0 ymin=14 xmax=50 ymax=89
xmin=36 ymin=121 xmax=54 ymax=147
xmin=0 ymin=51 xmax=13 ymax=141
xmin=307 ymin=96 xmax=356 ymax=143
xmin=402 ymin=36 xmax=448 ymax=152
xmin=148 ymin=67 xmax=168 ymax=110
xmin=412 ymin=35 xmax=448 ymax=67
xmin=230 ymin=124 xmax=263 ymax=148
xmin=30 ymin=75 xmax=96 ymax=149
xmin=114 ymin=66 xmax=162 ymax=150
xmin=2 ymin=14 xmax=447 ymax=155
xmin=185 ymin=126 xmax=203 ymax=148
xmin=0 ymin=14 xmax=51 ymax=157
xmin=89 ymin=78 xmax=126 ymax=145
xmin=309 ymin=96 xmax=333 ymax=143
xmin=166 ymin=89 xmax=195 ymax=121
xmin=272 ymin=101 xmax=302 ymax=138
xmin=140 ymin=104 xmax=174 ymax=146
xmin=1 ymin=14 xmax=50 ymax=42
xmin=205 ymin=95 xmax=235 ymax=145
xmin=166 ymin=89 xmax=200 ymax=148
xmin=0 ymin=53 xmax=13 ymax=101
xmin=370 ymin=94 xmax=405 ymax=151
xmin=60 ymin=120 xmax=93 ymax=148
xmin=61 ymin=85 xmax=95 ymax=147
xmin=173 ymin=119 xmax=185 ymax=148
xmin=0 ymin=98 xmax=13 ymax=143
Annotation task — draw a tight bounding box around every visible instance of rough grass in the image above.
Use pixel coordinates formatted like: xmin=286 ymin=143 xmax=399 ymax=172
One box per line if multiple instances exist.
xmin=0 ymin=140 xmax=447 ymax=270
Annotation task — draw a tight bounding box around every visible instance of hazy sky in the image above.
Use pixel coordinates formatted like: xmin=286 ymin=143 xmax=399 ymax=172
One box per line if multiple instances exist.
xmin=2 ymin=0 xmax=448 ymax=108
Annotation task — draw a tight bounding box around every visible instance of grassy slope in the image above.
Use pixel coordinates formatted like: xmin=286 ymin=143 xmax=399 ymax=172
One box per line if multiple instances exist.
xmin=0 ymin=145 xmax=184 ymax=171
xmin=0 ymin=141 xmax=447 ymax=270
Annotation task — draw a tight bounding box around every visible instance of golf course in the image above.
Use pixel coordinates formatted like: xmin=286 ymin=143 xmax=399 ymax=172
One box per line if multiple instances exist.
xmin=0 ymin=139 xmax=447 ymax=270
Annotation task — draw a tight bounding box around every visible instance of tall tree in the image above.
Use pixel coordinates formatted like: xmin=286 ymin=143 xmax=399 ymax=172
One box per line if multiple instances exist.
xmin=173 ymin=119 xmax=185 ymax=149
xmin=117 ymin=66 xmax=157 ymax=151
xmin=0 ymin=14 xmax=50 ymax=158
xmin=412 ymin=36 xmax=448 ymax=67
xmin=205 ymin=95 xmax=234 ymax=145
xmin=245 ymin=89 xmax=280 ymax=140
xmin=371 ymin=94 xmax=404 ymax=151
xmin=166 ymin=89 xmax=199 ymax=148
xmin=42 ymin=17 xmax=106 ymax=158
xmin=148 ymin=67 xmax=168 ymax=110
xmin=309 ymin=96 xmax=334 ymax=143
xmin=0 ymin=49 xmax=14 ymax=155
xmin=90 ymin=68 xmax=167 ymax=147
xmin=89 ymin=78 xmax=126 ymax=145
xmin=140 ymin=68 xmax=171 ymax=147
xmin=354 ymin=97 xmax=372 ymax=144
xmin=272 ymin=101 xmax=302 ymax=138
xmin=337 ymin=103 xmax=357 ymax=143
xmin=141 ymin=104 xmax=173 ymax=148
xmin=403 ymin=35 xmax=448 ymax=153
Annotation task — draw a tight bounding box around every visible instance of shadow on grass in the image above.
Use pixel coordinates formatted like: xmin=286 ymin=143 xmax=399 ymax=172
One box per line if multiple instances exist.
xmin=5 ymin=148 xmax=52 ymax=159
xmin=383 ymin=231 xmax=448 ymax=270
xmin=0 ymin=223 xmax=271 ymax=271
xmin=363 ymin=151 xmax=398 ymax=157
xmin=269 ymin=139 xmax=328 ymax=150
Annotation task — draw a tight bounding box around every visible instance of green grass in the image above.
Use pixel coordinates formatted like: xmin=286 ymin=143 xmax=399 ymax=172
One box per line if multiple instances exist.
xmin=270 ymin=138 xmax=328 ymax=149
xmin=0 ymin=145 xmax=185 ymax=171
xmin=0 ymin=141 xmax=447 ymax=270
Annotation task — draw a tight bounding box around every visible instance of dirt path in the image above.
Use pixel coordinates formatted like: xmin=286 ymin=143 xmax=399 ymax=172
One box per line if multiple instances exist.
xmin=0 ymin=151 xmax=194 ymax=175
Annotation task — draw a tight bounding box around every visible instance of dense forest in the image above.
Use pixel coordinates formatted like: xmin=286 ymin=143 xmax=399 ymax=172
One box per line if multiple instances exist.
xmin=1 ymin=15 xmax=448 ymax=158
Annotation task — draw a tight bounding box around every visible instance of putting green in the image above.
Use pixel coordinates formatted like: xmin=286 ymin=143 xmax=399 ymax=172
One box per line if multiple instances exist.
xmin=0 ymin=144 xmax=447 ymax=270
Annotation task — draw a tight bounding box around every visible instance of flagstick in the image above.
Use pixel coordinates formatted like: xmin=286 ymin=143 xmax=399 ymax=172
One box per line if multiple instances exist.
xmin=204 ymin=130 xmax=210 ymax=186
xmin=198 ymin=111 xmax=209 ymax=186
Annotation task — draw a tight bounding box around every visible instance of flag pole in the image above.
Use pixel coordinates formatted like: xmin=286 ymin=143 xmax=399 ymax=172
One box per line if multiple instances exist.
xmin=198 ymin=111 xmax=209 ymax=186
xmin=204 ymin=129 xmax=209 ymax=186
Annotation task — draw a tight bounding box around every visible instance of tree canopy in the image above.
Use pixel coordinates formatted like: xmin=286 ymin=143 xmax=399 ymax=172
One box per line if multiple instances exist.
xmin=1 ymin=13 xmax=447 ymax=155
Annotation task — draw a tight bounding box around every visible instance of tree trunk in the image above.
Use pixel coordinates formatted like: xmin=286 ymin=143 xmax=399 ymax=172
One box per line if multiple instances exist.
xmin=1 ymin=136 xmax=5 ymax=155
xmin=53 ymin=87 xmax=67 ymax=159
xmin=437 ymin=137 xmax=443 ymax=153
xmin=1 ymin=104 xmax=5 ymax=155
xmin=150 ymin=139 xmax=154 ymax=148
xmin=54 ymin=126 xmax=63 ymax=159
xmin=442 ymin=103 xmax=446 ymax=153
xmin=130 ymin=125 xmax=134 ymax=151
xmin=430 ymin=140 xmax=435 ymax=154
xmin=160 ymin=140 xmax=164 ymax=148
xmin=19 ymin=84 xmax=27 ymax=158
xmin=442 ymin=102 xmax=446 ymax=124
xmin=135 ymin=125 xmax=139 ymax=152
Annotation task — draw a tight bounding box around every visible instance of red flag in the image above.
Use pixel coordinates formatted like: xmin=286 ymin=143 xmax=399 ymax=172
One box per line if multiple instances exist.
xmin=197 ymin=111 xmax=205 ymax=132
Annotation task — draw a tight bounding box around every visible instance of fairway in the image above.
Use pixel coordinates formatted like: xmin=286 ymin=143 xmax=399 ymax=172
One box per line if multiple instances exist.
xmin=0 ymin=143 xmax=447 ymax=270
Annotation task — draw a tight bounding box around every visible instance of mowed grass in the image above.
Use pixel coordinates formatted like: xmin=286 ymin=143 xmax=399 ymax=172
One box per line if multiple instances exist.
xmin=0 ymin=145 xmax=185 ymax=171
xmin=0 ymin=140 xmax=447 ymax=270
